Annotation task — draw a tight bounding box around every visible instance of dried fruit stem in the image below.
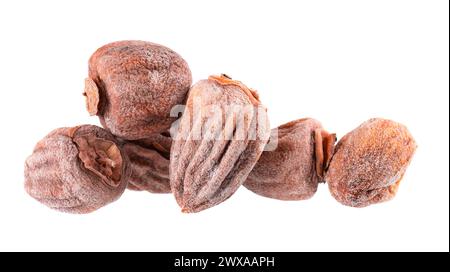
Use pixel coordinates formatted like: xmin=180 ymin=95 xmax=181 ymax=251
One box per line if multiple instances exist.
xmin=73 ymin=135 xmax=123 ymax=187
xmin=208 ymin=74 xmax=260 ymax=105
xmin=314 ymin=129 xmax=336 ymax=181
xmin=83 ymin=77 xmax=100 ymax=116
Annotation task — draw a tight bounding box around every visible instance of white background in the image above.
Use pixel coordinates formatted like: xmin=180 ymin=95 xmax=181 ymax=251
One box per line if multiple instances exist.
xmin=0 ymin=0 xmax=448 ymax=252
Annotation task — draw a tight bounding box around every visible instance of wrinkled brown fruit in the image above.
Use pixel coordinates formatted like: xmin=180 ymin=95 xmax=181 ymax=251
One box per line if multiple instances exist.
xmin=170 ymin=75 xmax=271 ymax=213
xmin=85 ymin=40 xmax=192 ymax=140
xmin=325 ymin=118 xmax=417 ymax=207
xmin=24 ymin=125 xmax=130 ymax=214
xmin=245 ymin=118 xmax=336 ymax=200
xmin=123 ymin=133 xmax=171 ymax=193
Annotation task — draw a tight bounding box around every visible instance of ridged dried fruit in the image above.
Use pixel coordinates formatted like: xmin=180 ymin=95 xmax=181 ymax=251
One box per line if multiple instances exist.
xmin=245 ymin=118 xmax=336 ymax=200
xmin=24 ymin=125 xmax=130 ymax=214
xmin=85 ymin=40 xmax=192 ymax=140
xmin=123 ymin=133 xmax=171 ymax=193
xmin=170 ymin=74 xmax=270 ymax=213
xmin=325 ymin=118 xmax=417 ymax=207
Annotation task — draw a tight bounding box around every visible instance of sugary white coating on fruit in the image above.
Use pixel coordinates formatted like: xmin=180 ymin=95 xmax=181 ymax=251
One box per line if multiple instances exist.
xmin=325 ymin=118 xmax=417 ymax=207
xmin=24 ymin=125 xmax=129 ymax=214
xmin=87 ymin=40 xmax=192 ymax=140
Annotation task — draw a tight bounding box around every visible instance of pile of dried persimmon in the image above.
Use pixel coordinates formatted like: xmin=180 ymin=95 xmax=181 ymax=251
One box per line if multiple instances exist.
xmin=24 ymin=41 xmax=417 ymax=214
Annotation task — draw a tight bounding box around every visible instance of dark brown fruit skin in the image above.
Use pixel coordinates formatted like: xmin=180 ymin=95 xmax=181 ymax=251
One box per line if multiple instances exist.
xmin=86 ymin=40 xmax=192 ymax=140
xmin=123 ymin=133 xmax=171 ymax=194
xmin=245 ymin=118 xmax=325 ymax=200
xmin=24 ymin=125 xmax=130 ymax=214
xmin=325 ymin=118 xmax=417 ymax=207
xmin=170 ymin=75 xmax=271 ymax=213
